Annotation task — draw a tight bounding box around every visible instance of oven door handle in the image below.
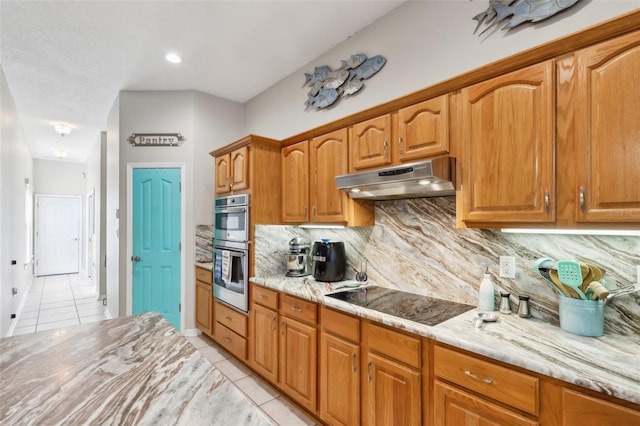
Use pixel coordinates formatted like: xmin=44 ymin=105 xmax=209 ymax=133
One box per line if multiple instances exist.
xmin=216 ymin=207 xmax=247 ymax=214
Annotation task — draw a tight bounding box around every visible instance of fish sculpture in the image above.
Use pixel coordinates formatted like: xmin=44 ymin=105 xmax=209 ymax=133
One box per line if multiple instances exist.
xmin=348 ymin=55 xmax=386 ymax=81
xmin=339 ymin=79 xmax=364 ymax=98
xmin=302 ymin=65 xmax=332 ymax=87
xmin=305 ymin=88 xmax=339 ymax=111
xmin=302 ymin=53 xmax=386 ymax=110
xmin=473 ymin=0 xmax=581 ymax=35
xmin=340 ymin=53 xmax=367 ymax=70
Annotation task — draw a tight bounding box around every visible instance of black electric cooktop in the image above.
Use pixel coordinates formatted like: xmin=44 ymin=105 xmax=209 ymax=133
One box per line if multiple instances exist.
xmin=325 ymin=286 xmax=474 ymax=326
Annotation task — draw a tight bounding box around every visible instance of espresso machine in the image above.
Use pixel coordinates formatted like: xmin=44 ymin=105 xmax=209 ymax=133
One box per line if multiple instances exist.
xmin=285 ymin=237 xmax=312 ymax=277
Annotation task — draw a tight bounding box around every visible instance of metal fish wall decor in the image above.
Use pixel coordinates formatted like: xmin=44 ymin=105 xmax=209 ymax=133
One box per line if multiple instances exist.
xmin=303 ymin=53 xmax=386 ymax=111
xmin=473 ymin=0 xmax=581 ymax=36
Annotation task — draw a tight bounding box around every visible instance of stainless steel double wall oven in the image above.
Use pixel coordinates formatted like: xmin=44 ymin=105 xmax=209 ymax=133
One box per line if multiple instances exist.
xmin=213 ymin=194 xmax=249 ymax=312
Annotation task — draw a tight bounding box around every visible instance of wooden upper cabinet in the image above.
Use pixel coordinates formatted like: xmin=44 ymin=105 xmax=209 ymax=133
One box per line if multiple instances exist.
xmin=461 ymin=61 xmax=556 ymax=223
xmin=574 ymin=30 xmax=640 ymax=223
xmin=215 ymin=153 xmax=231 ymax=195
xmin=230 ymin=146 xmax=249 ymax=192
xmin=282 ymin=141 xmax=310 ymax=223
xmin=348 ymin=94 xmax=450 ymax=173
xmin=397 ymin=95 xmax=449 ymax=162
xmin=214 ymin=146 xmax=249 ymax=195
xmin=349 ymin=114 xmax=392 ymax=171
xmin=310 ymin=128 xmax=349 ymax=223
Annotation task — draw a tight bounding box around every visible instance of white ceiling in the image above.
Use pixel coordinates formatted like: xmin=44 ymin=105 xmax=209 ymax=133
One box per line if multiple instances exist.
xmin=0 ymin=0 xmax=404 ymax=162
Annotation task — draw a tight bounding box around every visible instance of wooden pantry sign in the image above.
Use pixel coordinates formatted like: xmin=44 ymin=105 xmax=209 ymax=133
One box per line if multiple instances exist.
xmin=128 ymin=133 xmax=186 ymax=147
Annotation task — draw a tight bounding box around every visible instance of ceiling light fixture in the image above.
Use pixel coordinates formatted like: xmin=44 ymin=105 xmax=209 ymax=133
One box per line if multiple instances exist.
xmin=165 ymin=53 xmax=182 ymax=64
xmin=53 ymin=149 xmax=67 ymax=158
xmin=53 ymin=122 xmax=72 ymax=137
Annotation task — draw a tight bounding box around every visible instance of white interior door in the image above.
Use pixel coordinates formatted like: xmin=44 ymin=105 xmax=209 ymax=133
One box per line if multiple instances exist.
xmin=36 ymin=195 xmax=81 ymax=276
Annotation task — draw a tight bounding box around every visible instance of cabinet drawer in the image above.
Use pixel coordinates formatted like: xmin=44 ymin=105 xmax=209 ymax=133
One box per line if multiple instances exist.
xmin=215 ymin=322 xmax=247 ymax=361
xmin=195 ymin=266 xmax=212 ymax=284
xmin=252 ymin=285 xmax=279 ymax=310
xmin=434 ymin=345 xmax=539 ymax=415
xmin=216 ymin=301 xmax=248 ymax=337
xmin=321 ymin=306 xmax=359 ymax=343
xmin=281 ymin=294 xmax=317 ymax=324
xmin=364 ymin=321 xmax=421 ymax=369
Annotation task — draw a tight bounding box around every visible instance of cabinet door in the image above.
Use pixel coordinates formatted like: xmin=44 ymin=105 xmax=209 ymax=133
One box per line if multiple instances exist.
xmin=434 ymin=381 xmax=538 ymax=426
xmin=215 ymin=153 xmax=231 ymax=195
xmin=195 ymin=280 xmax=213 ymax=336
xmin=349 ymin=114 xmax=392 ymax=171
xmin=320 ymin=333 xmax=360 ymax=426
xmin=279 ymin=316 xmax=317 ymax=412
xmin=310 ymin=128 xmax=349 ymax=223
xmin=251 ymin=304 xmax=278 ymax=383
xmin=397 ymin=95 xmax=449 ymax=162
xmin=561 ymin=388 xmax=640 ymax=425
xmin=282 ymin=141 xmax=309 ymax=223
xmin=230 ymin=146 xmax=249 ymax=192
xmin=363 ymin=352 xmax=421 ymax=426
xmin=462 ymin=61 xmax=555 ymax=223
xmin=575 ymin=30 xmax=640 ymax=222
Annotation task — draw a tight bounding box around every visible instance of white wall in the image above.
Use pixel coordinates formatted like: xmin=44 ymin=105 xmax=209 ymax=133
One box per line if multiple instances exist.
xmin=112 ymin=90 xmax=244 ymax=331
xmin=0 ymin=66 xmax=34 ymax=337
xmin=33 ymin=159 xmax=86 ymax=196
xmin=244 ymin=1 xmax=640 ymax=139
xmin=105 ymin=95 xmax=120 ymax=318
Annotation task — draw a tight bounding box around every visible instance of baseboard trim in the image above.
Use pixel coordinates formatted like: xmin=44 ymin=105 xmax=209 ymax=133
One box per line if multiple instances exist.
xmin=182 ymin=328 xmax=202 ymax=337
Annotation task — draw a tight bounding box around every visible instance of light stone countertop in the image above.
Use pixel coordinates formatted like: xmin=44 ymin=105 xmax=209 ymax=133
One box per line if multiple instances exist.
xmin=0 ymin=312 xmax=274 ymax=426
xmin=251 ymin=275 xmax=640 ymax=406
xmin=196 ymin=261 xmax=214 ymax=270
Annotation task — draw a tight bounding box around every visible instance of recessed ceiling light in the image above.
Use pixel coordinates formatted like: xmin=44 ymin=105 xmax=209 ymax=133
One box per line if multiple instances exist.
xmin=165 ymin=53 xmax=182 ymax=64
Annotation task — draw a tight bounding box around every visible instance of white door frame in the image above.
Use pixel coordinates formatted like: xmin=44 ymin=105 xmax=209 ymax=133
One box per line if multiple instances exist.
xmin=86 ymin=188 xmax=96 ymax=292
xmin=35 ymin=194 xmax=82 ymax=276
xmin=126 ymin=163 xmax=185 ymax=330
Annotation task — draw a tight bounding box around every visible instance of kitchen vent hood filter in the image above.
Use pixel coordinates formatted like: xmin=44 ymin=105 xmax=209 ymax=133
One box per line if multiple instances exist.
xmin=335 ymin=158 xmax=456 ymax=201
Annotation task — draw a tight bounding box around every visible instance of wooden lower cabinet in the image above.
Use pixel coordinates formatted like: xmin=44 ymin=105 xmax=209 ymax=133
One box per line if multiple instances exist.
xmin=560 ymin=389 xmax=640 ymax=426
xmin=195 ymin=267 xmax=214 ymax=338
xmin=279 ymin=316 xmax=317 ymax=412
xmin=362 ymin=322 xmax=422 ymax=426
xmin=434 ymin=380 xmax=539 ymax=426
xmin=319 ymin=307 xmax=361 ymax=426
xmin=251 ymin=303 xmax=278 ymax=383
xmin=214 ymin=300 xmax=248 ymax=361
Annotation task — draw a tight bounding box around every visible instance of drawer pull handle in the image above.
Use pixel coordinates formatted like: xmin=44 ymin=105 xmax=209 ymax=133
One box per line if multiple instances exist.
xmin=225 ymin=316 xmax=232 ymax=321
xmin=579 ymin=186 xmax=585 ymax=213
xmin=280 ymin=320 xmax=285 ymax=335
xmin=223 ymin=337 xmax=232 ymax=343
xmin=352 ymin=353 xmax=357 ymax=372
xmin=367 ymin=361 xmax=372 ymax=381
xmin=464 ymin=370 xmax=493 ymax=384
xmin=271 ymin=317 xmax=276 ymax=330
xmin=259 ymin=294 xmax=267 ymax=299
xmin=291 ymin=306 xmax=303 ymax=313
xmin=544 ymin=190 xmax=550 ymax=214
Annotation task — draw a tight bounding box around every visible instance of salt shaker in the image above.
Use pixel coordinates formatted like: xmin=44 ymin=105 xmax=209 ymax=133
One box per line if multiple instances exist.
xmin=499 ymin=292 xmax=511 ymax=314
xmin=517 ymin=295 xmax=531 ymax=318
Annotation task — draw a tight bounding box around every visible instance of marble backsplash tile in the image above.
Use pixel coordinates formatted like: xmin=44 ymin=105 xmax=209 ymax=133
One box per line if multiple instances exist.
xmin=196 ymin=225 xmax=213 ymax=263
xmin=254 ymin=197 xmax=640 ymax=335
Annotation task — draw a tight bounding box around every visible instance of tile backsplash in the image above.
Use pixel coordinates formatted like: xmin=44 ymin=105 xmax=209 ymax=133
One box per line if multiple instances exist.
xmin=254 ymin=197 xmax=640 ymax=335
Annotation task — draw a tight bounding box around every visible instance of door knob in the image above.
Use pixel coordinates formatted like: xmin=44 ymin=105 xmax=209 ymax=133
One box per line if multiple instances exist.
xmin=131 ymin=256 xmax=141 ymax=262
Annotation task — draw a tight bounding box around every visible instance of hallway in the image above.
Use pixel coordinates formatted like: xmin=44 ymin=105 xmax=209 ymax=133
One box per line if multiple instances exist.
xmin=12 ymin=274 xmax=107 ymax=335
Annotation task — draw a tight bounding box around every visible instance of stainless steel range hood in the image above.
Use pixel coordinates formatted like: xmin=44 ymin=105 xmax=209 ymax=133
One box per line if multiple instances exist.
xmin=335 ymin=157 xmax=456 ymax=200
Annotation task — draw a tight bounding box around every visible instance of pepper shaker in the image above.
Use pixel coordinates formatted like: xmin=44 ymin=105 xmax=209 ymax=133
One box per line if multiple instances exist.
xmin=499 ymin=292 xmax=511 ymax=314
xmin=517 ymin=295 xmax=531 ymax=318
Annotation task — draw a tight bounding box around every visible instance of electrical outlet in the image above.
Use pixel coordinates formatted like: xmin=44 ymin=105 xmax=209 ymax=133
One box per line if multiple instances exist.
xmin=499 ymin=256 xmax=516 ymax=279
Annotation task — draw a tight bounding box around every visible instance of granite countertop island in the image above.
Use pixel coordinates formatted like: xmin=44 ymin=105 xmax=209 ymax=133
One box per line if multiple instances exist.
xmin=0 ymin=312 xmax=274 ymax=426
xmin=251 ymin=276 xmax=640 ymax=406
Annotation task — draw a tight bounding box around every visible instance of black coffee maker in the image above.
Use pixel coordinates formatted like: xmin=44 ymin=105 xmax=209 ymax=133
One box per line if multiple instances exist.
xmin=312 ymin=239 xmax=346 ymax=282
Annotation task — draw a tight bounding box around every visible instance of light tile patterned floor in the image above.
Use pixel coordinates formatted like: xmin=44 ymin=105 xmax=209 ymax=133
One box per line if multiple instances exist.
xmin=185 ymin=335 xmax=318 ymax=426
xmin=12 ymin=274 xmax=106 ymax=335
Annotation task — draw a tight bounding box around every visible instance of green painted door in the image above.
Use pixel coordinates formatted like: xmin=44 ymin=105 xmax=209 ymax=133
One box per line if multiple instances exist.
xmin=132 ymin=168 xmax=181 ymax=329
